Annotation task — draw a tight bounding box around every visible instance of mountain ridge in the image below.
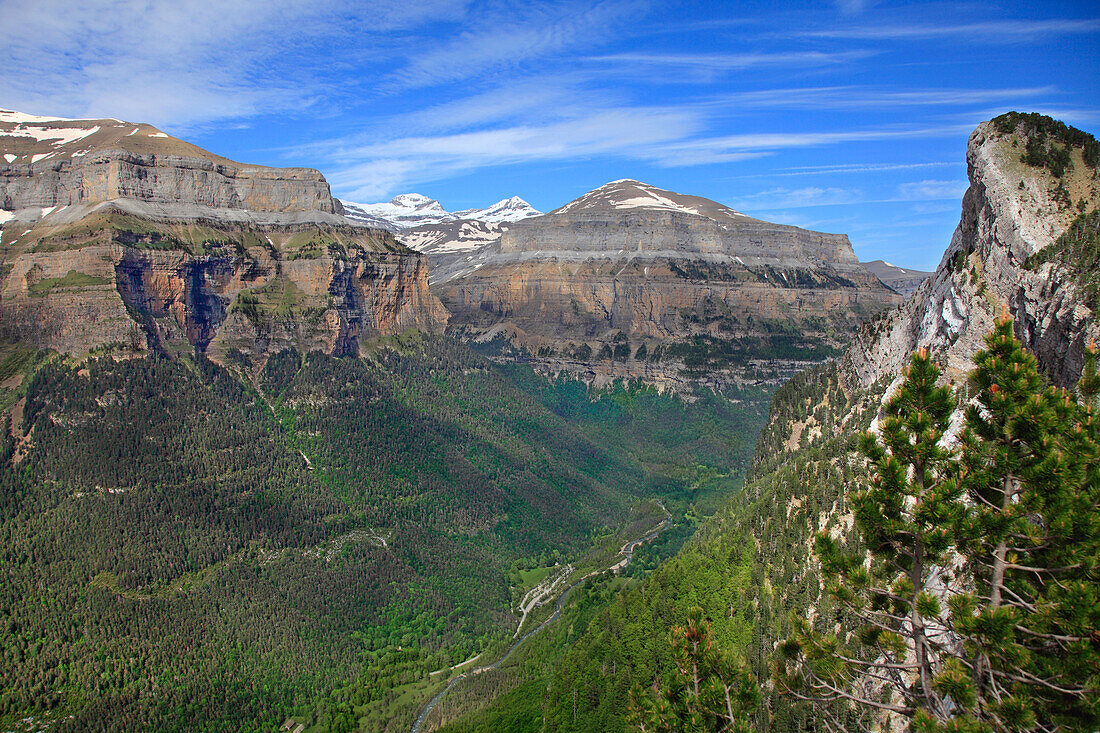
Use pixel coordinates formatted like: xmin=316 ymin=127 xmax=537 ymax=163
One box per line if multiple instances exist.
xmin=341 ymin=193 xmax=540 ymax=231
xmin=860 ymin=259 xmax=931 ymax=296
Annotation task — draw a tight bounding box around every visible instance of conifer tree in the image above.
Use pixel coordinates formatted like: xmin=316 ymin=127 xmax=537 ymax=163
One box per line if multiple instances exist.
xmin=631 ymin=606 xmax=760 ymax=732
xmin=951 ymin=314 xmax=1100 ymax=731
xmin=774 ymin=347 xmax=963 ymax=730
xmin=775 ymin=320 xmax=1100 ymax=732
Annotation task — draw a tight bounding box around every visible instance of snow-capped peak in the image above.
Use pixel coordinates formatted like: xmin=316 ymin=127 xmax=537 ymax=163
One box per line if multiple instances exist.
xmin=340 ymin=194 xmax=540 ymax=230
xmin=341 ymin=194 xmax=451 ymax=229
xmin=454 ymin=196 xmax=540 ymax=224
xmin=390 ymin=193 xmax=445 ymax=211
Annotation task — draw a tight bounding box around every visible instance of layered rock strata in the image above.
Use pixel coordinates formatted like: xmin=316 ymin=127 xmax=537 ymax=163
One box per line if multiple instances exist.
xmin=0 ymin=210 xmax=447 ymax=359
xmin=436 ymin=180 xmax=899 ymax=387
xmin=0 ymin=110 xmax=447 ymax=361
xmin=0 ymin=110 xmax=340 ymax=217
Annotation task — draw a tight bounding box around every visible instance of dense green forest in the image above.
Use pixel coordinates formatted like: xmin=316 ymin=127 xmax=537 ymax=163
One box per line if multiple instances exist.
xmin=0 ymin=333 xmax=772 ymax=732
xmin=440 ymin=323 xmax=1100 ymax=733
xmin=432 ymin=362 xmax=888 ymax=732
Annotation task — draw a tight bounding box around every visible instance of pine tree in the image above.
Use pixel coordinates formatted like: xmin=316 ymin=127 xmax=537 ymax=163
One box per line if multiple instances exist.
xmin=775 ymin=321 xmax=1100 ymax=732
xmin=774 ymin=347 xmax=964 ymax=729
xmin=951 ymin=315 xmax=1100 ymax=731
xmin=630 ymin=606 xmax=760 ymax=732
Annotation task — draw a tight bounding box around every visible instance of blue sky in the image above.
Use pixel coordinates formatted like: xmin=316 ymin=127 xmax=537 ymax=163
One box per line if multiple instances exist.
xmin=2 ymin=0 xmax=1098 ymax=270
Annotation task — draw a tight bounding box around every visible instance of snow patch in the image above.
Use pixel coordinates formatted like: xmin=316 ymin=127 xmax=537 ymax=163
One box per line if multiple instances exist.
xmin=610 ymin=195 xmax=703 ymax=217
xmin=0 ymin=109 xmax=77 ymax=124
xmin=0 ymin=210 xmax=14 ymax=225
xmin=4 ymin=124 xmax=101 ymax=148
xmin=2 ymin=154 xmax=14 ymax=163
xmin=147 ymin=132 xmax=169 ymax=138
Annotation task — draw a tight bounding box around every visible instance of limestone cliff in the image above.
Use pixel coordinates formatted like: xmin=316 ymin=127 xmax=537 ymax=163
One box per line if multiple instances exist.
xmin=435 ymin=180 xmax=899 ymax=388
xmin=846 ymin=113 xmax=1100 ymax=389
xmin=0 ymin=110 xmax=448 ymax=361
xmin=0 ymin=209 xmax=448 ymax=360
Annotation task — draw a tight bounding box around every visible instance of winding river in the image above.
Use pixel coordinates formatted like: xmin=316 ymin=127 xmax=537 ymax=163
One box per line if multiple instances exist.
xmin=410 ymin=502 xmax=672 ymax=733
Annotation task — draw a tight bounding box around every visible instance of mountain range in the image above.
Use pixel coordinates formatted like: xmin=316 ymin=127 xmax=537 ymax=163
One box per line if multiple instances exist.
xmin=0 ymin=110 xmax=904 ymax=392
xmin=343 ymin=194 xmax=540 ymax=230
xmin=2 ymin=105 xmax=1095 ymax=733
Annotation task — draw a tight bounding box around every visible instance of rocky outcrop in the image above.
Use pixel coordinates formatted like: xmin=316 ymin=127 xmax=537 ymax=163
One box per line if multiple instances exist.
xmin=846 ymin=114 xmax=1100 ymax=389
xmin=437 ymin=180 xmax=899 ymax=388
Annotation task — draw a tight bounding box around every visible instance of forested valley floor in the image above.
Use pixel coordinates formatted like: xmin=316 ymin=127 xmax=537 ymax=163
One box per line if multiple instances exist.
xmin=0 ymin=333 xmax=772 ymax=732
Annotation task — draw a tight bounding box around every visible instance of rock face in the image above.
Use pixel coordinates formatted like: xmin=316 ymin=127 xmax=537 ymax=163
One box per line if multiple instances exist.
xmin=0 ymin=209 xmax=448 ymax=360
xmin=0 ymin=110 xmax=448 ymax=361
xmin=0 ymin=110 xmax=341 ymax=217
xmin=861 ymin=260 xmax=932 ymax=297
xmin=846 ymin=113 xmax=1100 ymax=389
xmin=436 ymin=180 xmax=900 ymax=388
xmin=399 ymin=219 xmax=510 ymax=266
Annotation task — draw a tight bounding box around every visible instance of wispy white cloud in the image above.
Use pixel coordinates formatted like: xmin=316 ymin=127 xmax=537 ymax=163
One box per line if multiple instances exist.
xmin=727 ymin=186 xmax=864 ymax=211
xmin=319 ymin=101 xmax=976 ymax=198
xmin=896 ymin=179 xmax=969 ymax=201
xmin=391 ymin=77 xmax=607 ymax=134
xmin=711 ymin=86 xmax=1054 ymax=110
xmin=834 ymin=0 xmax=875 ymax=15
xmin=771 ymin=162 xmax=956 ymax=176
xmin=645 ymin=124 xmax=971 ymax=166
xmin=0 ymin=0 xmax=469 ymax=128
xmin=726 ymin=177 xmax=968 ymax=213
xmin=383 ymin=0 xmax=647 ymax=90
xmin=802 ymin=18 xmax=1100 ymax=40
xmin=588 ymin=50 xmax=873 ymax=71
xmin=325 ymin=107 xmax=701 ymax=200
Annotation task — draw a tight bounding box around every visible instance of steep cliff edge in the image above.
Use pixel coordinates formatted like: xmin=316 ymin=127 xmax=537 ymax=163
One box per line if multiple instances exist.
xmin=847 ymin=112 xmax=1100 ymax=388
xmin=435 ymin=180 xmax=899 ymax=389
xmin=0 ymin=110 xmax=447 ymax=360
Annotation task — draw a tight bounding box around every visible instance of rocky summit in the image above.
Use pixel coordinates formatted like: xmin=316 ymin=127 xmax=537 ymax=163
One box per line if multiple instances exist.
xmin=847 ymin=112 xmax=1100 ymax=389
xmin=0 ymin=109 xmax=447 ymax=362
xmin=433 ymin=179 xmax=900 ymax=390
